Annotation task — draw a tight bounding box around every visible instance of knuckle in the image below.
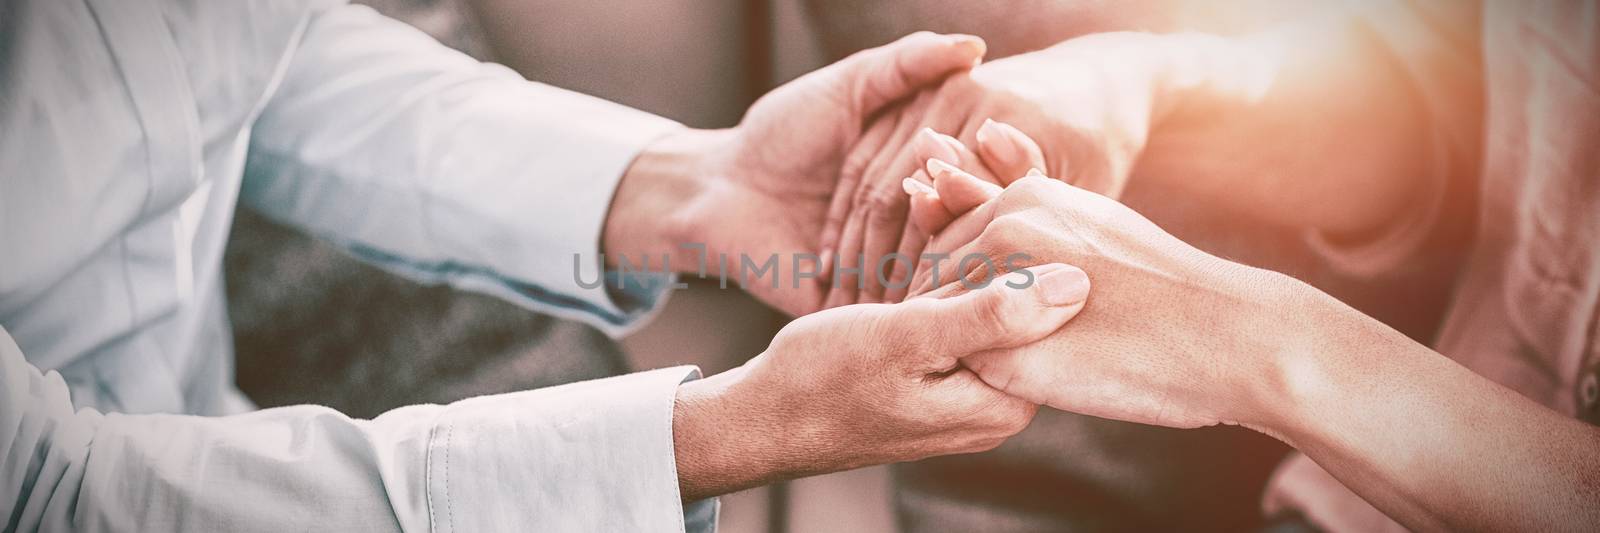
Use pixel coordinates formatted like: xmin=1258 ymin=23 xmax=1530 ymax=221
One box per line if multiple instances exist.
xmin=851 ymin=176 xmax=878 ymax=205
xmin=887 ymin=258 xmax=913 ymax=283
xmin=968 ymin=352 xmax=1015 ymax=392
xmin=1010 ymin=175 xmax=1055 ymax=197
xmin=980 ymin=216 xmax=1027 ymax=251
xmin=840 ymin=153 xmax=874 ymax=184
xmin=987 ymin=213 xmax=1028 ymax=237
xmin=973 ymin=289 xmax=1021 ymax=339
xmin=964 ymin=419 xmax=1028 ymax=453
xmin=989 ymin=400 xmax=1036 ymax=437
xmin=996 ymin=183 xmax=1039 ymax=214
xmin=867 ymin=189 xmax=908 ymax=222
xmin=1003 ymin=415 xmax=1032 ymax=437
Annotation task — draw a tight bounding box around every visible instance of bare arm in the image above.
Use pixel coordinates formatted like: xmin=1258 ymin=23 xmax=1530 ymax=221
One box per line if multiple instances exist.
xmin=912 ymin=169 xmax=1595 ymax=532
xmin=1260 ymin=288 xmax=1600 ymax=531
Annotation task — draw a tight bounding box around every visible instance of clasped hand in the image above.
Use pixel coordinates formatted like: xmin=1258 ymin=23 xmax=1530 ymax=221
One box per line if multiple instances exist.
xmin=658 ymin=31 xmax=1293 ymax=493
xmin=904 ymin=144 xmax=1305 ymax=433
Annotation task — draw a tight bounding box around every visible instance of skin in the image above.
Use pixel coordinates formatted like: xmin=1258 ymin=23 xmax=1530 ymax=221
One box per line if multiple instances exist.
xmin=598 ymin=32 xmax=1097 ymax=503
xmin=911 ymin=163 xmax=1600 ymax=531
xmin=822 ymin=1 xmax=1447 ymax=306
xmin=874 ymin=3 xmax=1492 ymax=527
xmin=671 ymin=261 xmax=1089 ymax=501
xmin=603 ymin=31 xmax=987 ymax=317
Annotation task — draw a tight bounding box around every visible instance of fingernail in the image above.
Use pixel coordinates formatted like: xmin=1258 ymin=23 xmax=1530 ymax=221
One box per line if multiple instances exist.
xmin=1035 ymin=267 xmax=1090 ymax=307
xmin=978 ymin=119 xmax=1024 ymax=165
xmin=914 ymin=128 xmax=959 ymax=163
xmin=1027 ymin=168 xmax=1045 ymax=177
xmin=935 ymin=132 xmax=966 ymax=159
xmin=902 ymin=176 xmax=935 ymax=196
xmin=949 ymin=34 xmax=982 ymax=47
xmin=926 ymin=157 xmax=961 ymax=179
xmin=948 ymin=35 xmax=986 ymax=61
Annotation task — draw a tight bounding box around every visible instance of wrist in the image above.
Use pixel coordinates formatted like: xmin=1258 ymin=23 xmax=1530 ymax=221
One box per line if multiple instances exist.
xmin=604 ymin=127 xmax=734 ymax=271
xmin=1246 ymin=271 xmax=1398 ymax=447
xmin=672 ymin=363 xmax=790 ymax=502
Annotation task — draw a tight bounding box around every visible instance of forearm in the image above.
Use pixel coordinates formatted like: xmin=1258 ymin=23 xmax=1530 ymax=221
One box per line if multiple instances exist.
xmin=602 ymin=128 xmax=732 ymax=272
xmin=1259 ymin=286 xmax=1600 ymax=531
xmin=1129 ymin=8 xmax=1440 ymax=236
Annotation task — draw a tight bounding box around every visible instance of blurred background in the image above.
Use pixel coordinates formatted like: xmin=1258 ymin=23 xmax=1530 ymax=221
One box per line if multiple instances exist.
xmin=228 ymin=1 xmax=1447 ymax=531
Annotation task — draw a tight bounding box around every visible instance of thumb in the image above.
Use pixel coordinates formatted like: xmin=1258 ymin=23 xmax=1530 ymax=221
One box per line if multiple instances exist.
xmin=890 ymin=263 xmax=1090 ymax=360
xmin=833 ymin=31 xmax=986 ymax=116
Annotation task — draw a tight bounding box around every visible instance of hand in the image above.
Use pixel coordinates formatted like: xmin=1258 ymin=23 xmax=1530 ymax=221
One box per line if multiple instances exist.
xmin=820 ymin=32 xmax=1170 ymax=307
xmin=820 ymin=117 xmax=1050 ymax=306
xmin=607 ymin=32 xmax=989 ymax=317
xmin=910 ymin=167 xmax=1301 ymax=432
xmin=900 ymin=122 xmax=1049 ymax=237
xmin=671 ymin=262 xmax=1091 ymax=501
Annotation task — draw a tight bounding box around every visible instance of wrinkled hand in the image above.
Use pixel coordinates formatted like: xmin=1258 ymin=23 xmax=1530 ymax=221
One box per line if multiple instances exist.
xmin=682 ymin=31 xmax=988 ymax=317
xmin=673 ymin=262 xmax=1091 ymax=499
xmin=910 ymin=166 xmax=1297 ymax=431
xmin=821 ymin=32 xmax=1164 ymax=307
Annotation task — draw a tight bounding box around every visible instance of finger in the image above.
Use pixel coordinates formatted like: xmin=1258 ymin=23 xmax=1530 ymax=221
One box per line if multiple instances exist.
xmin=921 ymin=367 xmax=1039 ymax=450
xmin=905 ymin=173 xmax=957 ymax=235
xmin=834 ymin=32 xmax=986 ymax=116
xmin=859 ymin=186 xmax=909 ymax=304
xmin=910 ymin=126 xmax=999 ymax=218
xmin=975 ymin=119 xmax=1049 ymax=184
xmin=957 ymin=266 xmax=1086 ymax=408
xmin=887 ymin=263 xmax=1091 ymax=362
xmin=822 ymin=114 xmax=901 ymax=281
xmin=927 ymin=158 xmax=1002 ymax=214
xmin=848 ymin=108 xmax=929 ymax=303
xmin=909 ymin=192 xmax=957 ymax=236
xmin=910 ymin=199 xmax=1002 ymax=295
xmin=861 ymin=98 xmax=928 ymax=194
xmin=882 ymin=222 xmax=926 ymax=303
xmin=960 ymin=348 xmax=1056 ymax=408
xmin=823 ymin=205 xmax=868 ymax=309
xmin=930 ymin=130 xmax=1005 ymax=185
xmin=912 ymin=272 xmax=971 ymax=301
xmin=836 ymin=96 xmax=920 ymax=284
xmin=912 ymin=127 xmax=962 ymax=166
xmin=917 ymin=255 xmax=1068 ymax=301
xmin=872 ymin=97 xmax=957 ymax=196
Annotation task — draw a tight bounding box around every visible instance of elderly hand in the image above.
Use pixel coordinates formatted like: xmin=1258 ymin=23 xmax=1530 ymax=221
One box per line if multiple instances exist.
xmin=819 ymin=32 xmax=1169 ymax=308
xmin=672 ymin=261 xmax=1091 ymax=501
